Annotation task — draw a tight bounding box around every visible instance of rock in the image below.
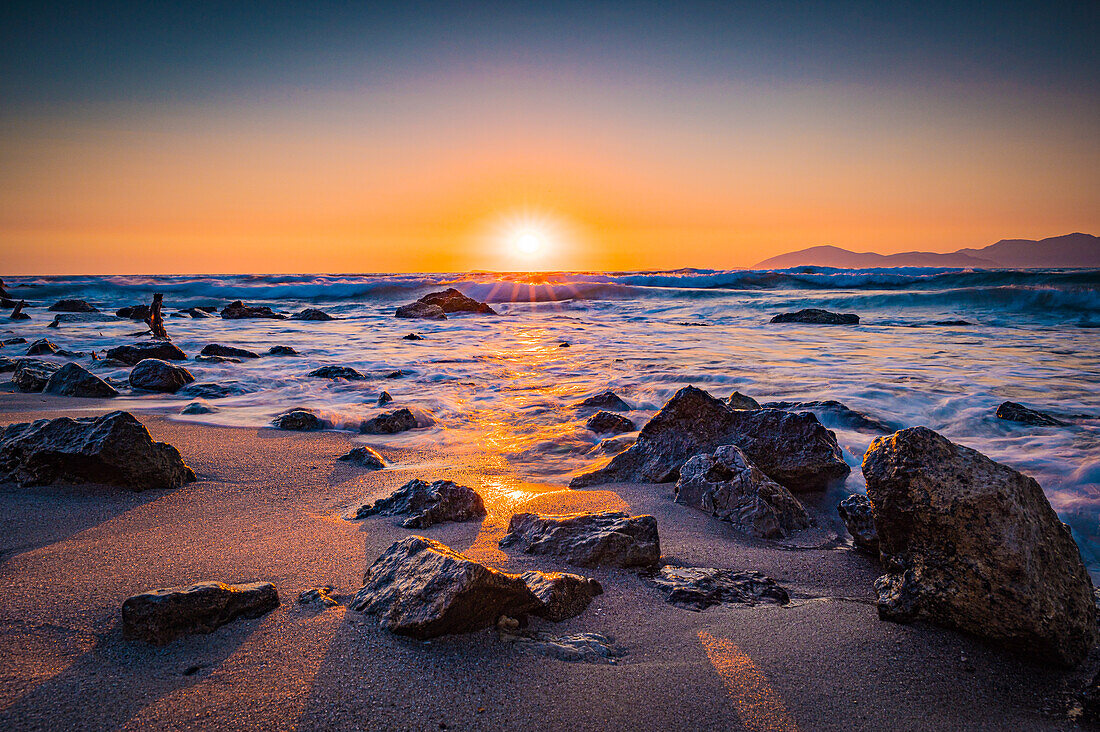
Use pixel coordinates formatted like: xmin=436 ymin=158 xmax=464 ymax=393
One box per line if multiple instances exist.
xmin=298 ymin=586 xmax=338 ymax=607
xmin=571 ymin=386 xmax=850 ymax=491
xmin=394 ymin=301 xmax=447 ymax=320
xmin=0 ymin=297 xmax=14 ymax=308
xmin=558 ymin=342 xmax=570 ymax=347
xmin=349 ymin=536 xmax=594 ymax=638
xmin=499 ymin=511 xmax=660 ymax=568
xmin=291 ymin=308 xmax=336 ymax=321
xmin=181 ymin=307 xmax=211 ymax=318
xmin=402 ymin=333 xmax=425 ymax=340
xmin=770 ymin=308 xmax=859 ymax=325
xmin=514 ymin=632 xmax=622 ymax=664
xmin=837 ymin=493 xmax=878 ymax=552
xmin=220 ymin=300 xmax=286 ymax=319
xmin=995 ymin=401 xmax=1065 ymax=427
xmin=12 ymin=359 xmax=60 ymax=392
xmin=271 ymin=409 xmax=328 ymax=431
xmin=105 ymin=342 xmax=187 ymax=365
xmin=308 ymin=365 xmax=366 ymax=380
xmin=350 ymin=479 xmax=485 ymax=528
xmin=181 ymin=400 xmax=217 ymax=415
xmin=267 ymin=345 xmax=298 ymax=356
xmin=177 ymin=382 xmax=250 ymax=399
xmin=648 ymin=567 xmax=790 ymax=610
xmin=726 ymin=392 xmax=762 ymax=410
xmin=3 ymin=338 xmax=26 ymax=345
xmin=122 ymin=581 xmax=279 ymax=645
xmin=586 ymin=411 xmax=635 ymax=434
xmin=48 ymin=299 xmax=98 ymax=313
xmin=377 ymin=390 xmax=393 ymax=405
xmin=25 ymin=338 xmax=59 ymax=355
xmin=194 ymin=355 xmax=240 ymax=364
xmin=864 ymin=426 xmax=1097 ymax=667
xmin=1081 ymin=670 xmax=1100 ymax=726
xmin=195 ymin=306 xmax=218 ymax=313
xmin=0 ymin=411 xmax=196 ymax=489
xmin=762 ymin=399 xmax=897 ymax=433
xmin=129 ymin=359 xmax=195 ymax=393
xmin=46 ymin=317 xmax=60 ymax=328
xmin=43 ymin=363 xmax=119 ymax=398
xmin=520 ymin=571 xmax=603 ymax=622
xmin=200 ymin=344 xmax=260 ymax=359
xmin=933 ymin=320 xmax=972 ymax=326
xmin=674 ymin=445 xmax=813 ymax=539
xmin=116 ymin=305 xmax=151 ymax=320
xmin=384 ymin=369 xmax=407 ymax=379
xmin=574 ymin=390 xmax=631 ymax=413
xmin=337 ymin=446 xmax=385 ymax=470
xmin=0 ymin=356 xmax=14 ymax=373
xmin=359 ymin=408 xmax=418 ymax=434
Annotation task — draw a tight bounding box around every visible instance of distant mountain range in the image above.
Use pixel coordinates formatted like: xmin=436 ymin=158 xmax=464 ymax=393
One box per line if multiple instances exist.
xmin=754 ymin=233 xmax=1100 ymax=269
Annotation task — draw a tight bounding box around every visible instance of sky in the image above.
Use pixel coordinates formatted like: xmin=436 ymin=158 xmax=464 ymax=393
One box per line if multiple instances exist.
xmin=1 ymin=0 xmax=1098 ymax=274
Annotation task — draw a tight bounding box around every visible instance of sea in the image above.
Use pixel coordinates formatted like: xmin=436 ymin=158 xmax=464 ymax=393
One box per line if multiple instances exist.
xmin=3 ymin=267 xmax=1099 ymax=572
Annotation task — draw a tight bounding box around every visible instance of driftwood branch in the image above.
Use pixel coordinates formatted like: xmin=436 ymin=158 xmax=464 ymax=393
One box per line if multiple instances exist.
xmin=146 ymin=293 xmax=169 ymax=340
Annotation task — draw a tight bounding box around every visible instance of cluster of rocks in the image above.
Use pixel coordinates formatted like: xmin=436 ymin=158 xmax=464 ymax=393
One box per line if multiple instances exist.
xmin=395 ymin=288 xmax=497 ymax=320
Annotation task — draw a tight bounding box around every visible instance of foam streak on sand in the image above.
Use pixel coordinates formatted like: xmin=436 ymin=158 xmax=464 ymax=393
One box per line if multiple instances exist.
xmin=699 ymin=631 xmax=799 ymax=732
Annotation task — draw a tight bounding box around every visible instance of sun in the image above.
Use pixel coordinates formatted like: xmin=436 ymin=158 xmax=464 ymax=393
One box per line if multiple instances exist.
xmin=486 ymin=210 xmax=571 ymax=268
xmin=512 ymin=228 xmax=545 ymax=257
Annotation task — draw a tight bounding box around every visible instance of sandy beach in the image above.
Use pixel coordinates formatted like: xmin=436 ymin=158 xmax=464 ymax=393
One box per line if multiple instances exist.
xmin=0 ymin=390 xmax=1093 ymax=731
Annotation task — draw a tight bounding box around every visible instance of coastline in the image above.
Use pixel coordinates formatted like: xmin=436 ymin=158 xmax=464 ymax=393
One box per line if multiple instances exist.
xmin=0 ymin=392 xmax=1093 ymax=730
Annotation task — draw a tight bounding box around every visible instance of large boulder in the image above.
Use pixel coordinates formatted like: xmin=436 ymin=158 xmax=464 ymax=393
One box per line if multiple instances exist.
xmin=350 ymin=536 xmax=598 ymax=638
xmin=359 ymin=408 xmax=418 ymax=434
xmin=129 ymin=358 xmax=195 ymax=393
xmin=837 ymin=493 xmax=878 ymax=552
xmin=770 ymin=308 xmax=859 ymax=325
xmin=499 ymin=511 xmax=660 ymax=568
xmin=48 ymin=299 xmax=98 ymax=313
xmin=220 ymin=300 xmax=286 ymax=319
xmin=122 ymin=581 xmax=279 ymax=645
xmin=674 ymin=445 xmax=813 ymax=539
xmin=11 ymin=359 xmax=60 ymax=392
xmin=648 ymin=567 xmax=790 ymax=610
xmin=200 ymin=344 xmax=259 ymax=359
xmin=43 ymin=363 xmax=119 ymax=398
xmin=995 ymin=401 xmax=1065 ymax=427
xmin=571 ymin=386 xmax=849 ymax=491
xmin=0 ymin=411 xmax=196 ymax=489
xmin=291 ymin=308 xmax=336 ymax=321
xmin=349 ymin=479 xmax=485 ymax=527
xmin=105 ymin=342 xmax=187 ymax=365
xmin=864 ymin=426 xmax=1097 ymax=667
xmin=394 ymin=301 xmax=447 ymax=320
xmin=408 ymin=288 xmax=497 ymax=316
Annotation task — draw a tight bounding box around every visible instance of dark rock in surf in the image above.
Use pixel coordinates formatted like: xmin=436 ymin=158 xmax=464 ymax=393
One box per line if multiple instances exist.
xmin=25 ymin=338 xmax=59 ymax=356
xmin=2 ymin=338 xmax=27 ymax=346
xmin=177 ymin=382 xmax=249 ymax=399
xmin=48 ymin=299 xmax=98 ymax=313
xmin=106 ymin=342 xmax=187 ymax=365
xmin=0 ymin=356 xmax=15 ymax=373
xmin=122 ymin=581 xmax=279 ymax=645
xmin=377 ymin=390 xmax=393 ymax=406
xmin=864 ymin=426 xmax=1097 ymax=667
xmin=291 ymin=308 xmax=336 ymax=321
xmin=43 ymin=363 xmax=119 ymax=398
xmin=337 ymin=446 xmax=386 ymax=470
xmin=194 ymin=355 xmax=240 ymax=364
xmin=384 ymin=370 xmax=407 ymax=379
xmin=933 ymin=320 xmax=972 ymax=326
xmin=762 ymin=399 xmax=897 ymax=433
xmin=837 ymin=493 xmax=878 ymax=552
xmin=129 ymin=359 xmax=195 ymax=393
xmin=271 ymin=409 xmax=327 ymax=431
xmin=308 ymin=365 xmax=366 ymax=380
xmin=220 ymin=300 xmax=286 ymax=320
xmin=418 ymin=288 xmax=497 ymax=315
xmin=648 ymin=566 xmax=789 ymax=611
xmin=675 ymin=445 xmax=813 ymax=539
xmin=726 ymin=392 xmax=762 ymax=410
xmin=116 ymin=305 xmax=151 ymax=320
xmin=571 ymin=386 xmax=850 ymax=491
xmin=574 ymin=390 xmax=631 ymax=413
xmin=181 ymin=400 xmax=217 ymax=415
xmin=200 ymin=344 xmax=259 ymax=359
xmin=0 ymin=410 xmax=196 ymax=489
xmin=995 ymin=401 xmax=1066 ymax=427
xmin=349 ymin=479 xmax=485 ymax=528
xmin=402 ymin=333 xmax=425 ymax=340
xmin=770 ymin=308 xmax=859 ymax=325
xmin=12 ymin=359 xmax=60 ymax=392
xmin=586 ymin=411 xmax=635 ymax=434
xmin=559 ymin=342 xmax=570 ymax=347
xmin=181 ymin=307 xmax=211 ymax=318
xmin=359 ymin=408 xmax=418 ymax=434
xmin=267 ymin=345 xmax=298 ymax=356
xmin=499 ymin=511 xmax=660 ymax=568
xmin=395 ymin=301 xmax=446 ymax=320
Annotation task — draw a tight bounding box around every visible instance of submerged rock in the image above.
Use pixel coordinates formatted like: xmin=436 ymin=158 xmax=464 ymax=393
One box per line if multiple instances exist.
xmin=220 ymin=300 xmax=286 ymax=319
xmin=350 ymin=536 xmax=596 ymax=638
xmin=338 ymin=446 xmax=385 ymax=469
xmin=48 ymin=299 xmax=98 ymax=313
xmin=308 ymin=365 xmax=366 ymax=380
xmin=586 ymin=411 xmax=635 ymax=434
xmin=43 ymin=363 xmax=119 ymax=398
xmin=574 ymin=390 xmax=632 ymax=413
xmin=177 ymin=382 xmax=250 ymax=399
xmin=2 ymin=337 xmax=27 ymax=346
xmin=395 ymin=301 xmax=446 ymax=320
xmin=292 ymin=308 xmax=336 ymax=321
xmin=129 ymin=358 xmax=195 ymax=393
xmin=350 ymin=479 xmax=485 ymax=527
xmin=571 ymin=386 xmax=849 ymax=491
xmin=770 ymin=308 xmax=859 ymax=325
xmin=0 ymin=410 xmax=196 ymax=489
xmin=762 ymin=399 xmax=897 ymax=433
xmin=864 ymin=426 xmax=1097 ymax=667
xmin=499 ymin=511 xmax=660 ymax=568
xmin=271 ymin=409 xmax=327 ymax=431
xmin=267 ymin=345 xmax=298 ymax=356
xmin=200 ymin=344 xmax=259 ymax=359
xmin=116 ymin=304 xmax=151 ymax=320
xmin=106 ymin=342 xmax=187 ymax=365
xmin=837 ymin=493 xmax=878 ymax=552
xmin=181 ymin=400 xmax=217 ymax=415
xmin=359 ymin=408 xmax=418 ymax=434
xmin=933 ymin=320 xmax=972 ymax=326
xmin=12 ymin=359 xmax=60 ymax=392
xmin=995 ymin=401 xmax=1065 ymax=427
xmin=194 ymin=354 xmax=240 ymax=364
xmin=649 ymin=566 xmax=790 ymax=611
xmin=402 ymin=333 xmax=425 ymax=340
xmin=25 ymin=338 xmax=59 ymax=356
xmin=377 ymin=390 xmax=393 ymax=406
xmin=122 ymin=581 xmax=279 ymax=645
xmin=181 ymin=307 xmax=211 ymax=318
xmin=726 ymin=392 xmax=762 ymax=410
xmin=674 ymin=445 xmax=813 ymax=539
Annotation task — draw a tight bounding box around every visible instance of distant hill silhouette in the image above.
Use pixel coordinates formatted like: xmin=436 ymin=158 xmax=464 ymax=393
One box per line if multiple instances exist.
xmin=755 ymin=233 xmax=1099 ymax=269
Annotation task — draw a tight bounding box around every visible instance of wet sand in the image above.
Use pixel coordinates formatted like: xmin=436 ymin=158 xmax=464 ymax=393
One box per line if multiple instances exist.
xmin=0 ymin=391 xmax=1094 ymax=731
